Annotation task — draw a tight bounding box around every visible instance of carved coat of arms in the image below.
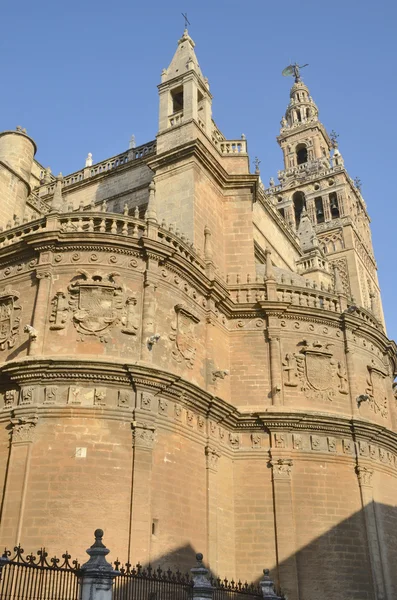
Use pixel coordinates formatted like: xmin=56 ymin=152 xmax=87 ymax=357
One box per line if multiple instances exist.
xmin=0 ymin=288 xmax=21 ymax=350
xmin=366 ymin=366 xmax=389 ymax=419
xmin=50 ymin=271 xmax=138 ymax=342
xmin=169 ymin=304 xmax=200 ymax=368
xmin=283 ymin=340 xmax=348 ymax=402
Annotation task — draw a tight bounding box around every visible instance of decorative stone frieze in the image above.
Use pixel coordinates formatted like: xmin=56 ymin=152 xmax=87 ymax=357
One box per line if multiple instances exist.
xmin=140 ymin=392 xmax=153 ymax=411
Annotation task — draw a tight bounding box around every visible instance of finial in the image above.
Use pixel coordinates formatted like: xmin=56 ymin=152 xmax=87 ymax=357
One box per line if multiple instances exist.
xmin=85 ymin=153 xmax=93 ymax=168
xmin=129 ymin=135 xmax=136 ymax=150
xmin=51 ymin=173 xmax=64 ymax=213
xmin=269 ymin=177 xmax=275 ymax=187
xmin=145 ymin=181 xmax=157 ymax=222
xmin=196 ymin=553 xmax=203 ymax=563
xmin=254 ymin=157 xmax=261 ymax=175
xmin=92 ymin=529 xmax=105 ymax=548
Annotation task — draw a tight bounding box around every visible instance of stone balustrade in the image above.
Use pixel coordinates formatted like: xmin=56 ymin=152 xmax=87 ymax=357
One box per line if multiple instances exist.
xmin=36 ymin=141 xmax=157 ymax=196
xmin=219 ymin=140 xmax=247 ymax=154
xmin=276 ymin=283 xmax=340 ymax=312
xmin=169 ymin=111 xmax=183 ymax=127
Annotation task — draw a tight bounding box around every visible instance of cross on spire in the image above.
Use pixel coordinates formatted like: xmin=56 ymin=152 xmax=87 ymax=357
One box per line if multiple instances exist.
xmin=181 ymin=12 xmax=190 ymax=30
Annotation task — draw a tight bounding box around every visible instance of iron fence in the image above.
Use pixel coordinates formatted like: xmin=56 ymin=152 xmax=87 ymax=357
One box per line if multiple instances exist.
xmin=0 ymin=546 xmax=80 ymax=600
xmin=0 ymin=546 xmax=266 ymax=600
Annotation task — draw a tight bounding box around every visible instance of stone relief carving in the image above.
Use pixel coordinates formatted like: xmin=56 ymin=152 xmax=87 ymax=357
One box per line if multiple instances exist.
xmin=4 ymin=390 xmax=17 ymax=408
xmin=140 ymin=393 xmax=152 ymax=411
xmin=20 ymin=387 xmax=35 ymax=406
xmin=205 ymin=445 xmax=221 ymax=471
xmin=94 ymin=388 xmax=106 ymax=406
xmin=49 ymin=292 xmax=68 ymax=330
xmin=292 ymin=434 xmax=302 ymax=450
xmin=44 ymin=386 xmax=58 ymax=404
xmin=356 ymin=466 xmax=373 ymax=486
xmin=0 ymin=288 xmax=22 ymax=350
xmin=50 ymin=272 xmax=138 ymax=342
xmin=365 ymin=366 xmax=389 ymax=419
xmin=251 ymin=434 xmax=261 ymax=449
xmin=169 ymin=304 xmax=200 ymax=368
xmin=274 ymin=433 xmax=286 ymax=448
xmin=229 ymin=433 xmax=240 ymax=449
xmin=282 ymin=340 xmax=348 ymax=402
xmin=158 ymin=398 xmax=168 ymax=414
xmin=118 ymin=390 xmax=131 ymax=407
xmin=132 ymin=423 xmax=155 ymax=449
xmin=271 ymin=458 xmax=293 ymax=479
xmin=11 ymin=415 xmax=38 ymax=443
xmin=282 ymin=353 xmax=299 ymax=387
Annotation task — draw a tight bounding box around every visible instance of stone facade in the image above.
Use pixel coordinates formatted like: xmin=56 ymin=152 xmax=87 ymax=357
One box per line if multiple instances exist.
xmin=0 ymin=31 xmax=396 ymax=600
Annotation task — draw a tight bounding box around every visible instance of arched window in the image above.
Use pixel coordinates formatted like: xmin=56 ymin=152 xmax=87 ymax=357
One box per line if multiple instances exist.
xmin=329 ymin=192 xmax=340 ymax=219
xmin=293 ymin=191 xmax=305 ymax=227
xmin=296 ymin=144 xmax=308 ymax=165
xmin=315 ymin=197 xmax=324 ymax=223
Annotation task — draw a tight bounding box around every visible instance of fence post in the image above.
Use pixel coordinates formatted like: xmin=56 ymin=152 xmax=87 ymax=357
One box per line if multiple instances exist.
xmin=79 ymin=529 xmax=119 ymax=600
xmin=0 ymin=553 xmax=9 ymax=582
xmin=259 ymin=569 xmax=282 ymax=600
xmin=190 ymin=553 xmax=213 ymax=600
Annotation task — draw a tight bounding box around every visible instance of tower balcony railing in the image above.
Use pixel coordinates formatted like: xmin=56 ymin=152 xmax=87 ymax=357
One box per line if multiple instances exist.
xmin=36 ymin=141 xmax=157 ymax=196
xmin=169 ymin=111 xmax=183 ymax=127
xmin=218 ymin=140 xmax=247 ymax=154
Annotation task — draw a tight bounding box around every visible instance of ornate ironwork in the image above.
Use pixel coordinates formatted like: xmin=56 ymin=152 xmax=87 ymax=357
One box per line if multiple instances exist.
xmin=0 ymin=545 xmax=80 ymax=600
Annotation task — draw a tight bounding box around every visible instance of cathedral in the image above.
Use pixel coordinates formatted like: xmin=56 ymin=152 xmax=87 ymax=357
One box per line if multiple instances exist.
xmin=0 ymin=28 xmax=396 ymax=600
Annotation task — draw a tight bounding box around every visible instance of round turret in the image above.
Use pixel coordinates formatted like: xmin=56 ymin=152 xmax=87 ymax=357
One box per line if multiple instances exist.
xmin=0 ymin=128 xmax=36 ymax=227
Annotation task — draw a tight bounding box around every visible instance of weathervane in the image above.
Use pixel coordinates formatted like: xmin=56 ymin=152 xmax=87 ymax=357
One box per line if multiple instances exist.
xmin=181 ymin=12 xmax=190 ymax=30
xmin=354 ymin=176 xmax=362 ymax=191
xmin=282 ymin=63 xmax=309 ymax=83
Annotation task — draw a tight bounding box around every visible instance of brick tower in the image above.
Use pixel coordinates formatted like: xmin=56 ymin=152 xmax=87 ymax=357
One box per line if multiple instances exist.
xmin=0 ymin=31 xmax=396 ymax=600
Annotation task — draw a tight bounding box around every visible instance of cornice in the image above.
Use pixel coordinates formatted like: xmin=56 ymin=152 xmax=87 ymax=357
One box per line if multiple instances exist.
xmin=147 ymin=136 xmax=257 ymax=193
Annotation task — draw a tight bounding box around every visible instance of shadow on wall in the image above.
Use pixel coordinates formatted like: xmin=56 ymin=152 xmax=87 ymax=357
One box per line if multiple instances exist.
xmin=126 ymin=501 xmax=397 ymax=600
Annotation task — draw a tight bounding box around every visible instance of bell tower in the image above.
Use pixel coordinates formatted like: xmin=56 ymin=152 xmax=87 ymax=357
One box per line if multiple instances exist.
xmin=157 ymin=28 xmax=212 ymax=144
xmin=267 ymin=69 xmax=384 ymax=325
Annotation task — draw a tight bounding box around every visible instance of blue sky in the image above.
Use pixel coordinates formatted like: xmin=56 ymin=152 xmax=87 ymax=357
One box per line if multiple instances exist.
xmin=1 ymin=0 xmax=396 ymax=341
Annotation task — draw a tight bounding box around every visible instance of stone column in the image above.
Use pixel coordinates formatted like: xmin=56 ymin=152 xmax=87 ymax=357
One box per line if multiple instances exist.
xmin=191 ymin=553 xmax=213 ymax=600
xmin=128 ymin=417 xmax=156 ymax=565
xmin=322 ymin=194 xmax=331 ymax=222
xmin=0 ymin=412 xmax=38 ymax=547
xmin=356 ymin=466 xmax=387 ymax=600
xmin=270 ymin=457 xmax=300 ymax=600
xmin=79 ymin=529 xmax=119 ymax=600
xmin=205 ymin=444 xmax=220 ymax=573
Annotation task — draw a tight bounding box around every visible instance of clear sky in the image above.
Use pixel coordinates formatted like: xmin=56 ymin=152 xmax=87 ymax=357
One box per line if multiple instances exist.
xmin=1 ymin=0 xmax=396 ymax=341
